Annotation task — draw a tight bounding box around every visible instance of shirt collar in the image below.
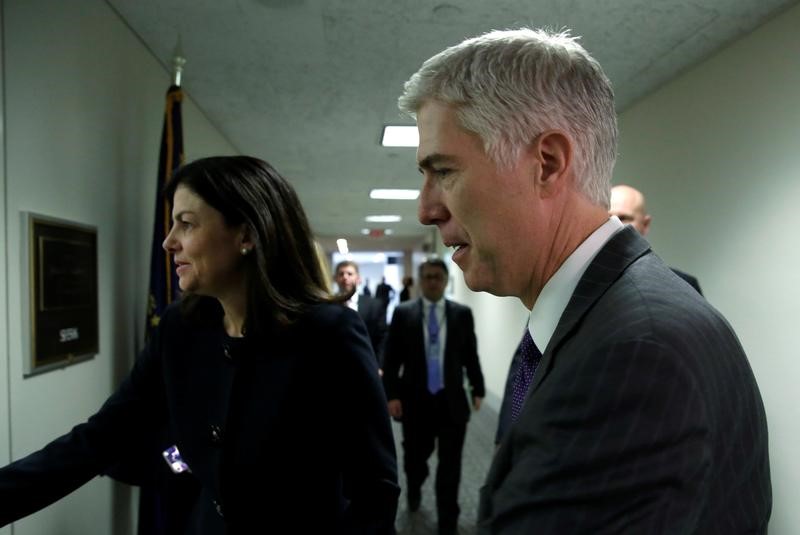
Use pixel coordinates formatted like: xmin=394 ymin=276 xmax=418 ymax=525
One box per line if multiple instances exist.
xmin=421 ymin=296 xmax=444 ymax=310
xmin=528 ymin=216 xmax=624 ymax=352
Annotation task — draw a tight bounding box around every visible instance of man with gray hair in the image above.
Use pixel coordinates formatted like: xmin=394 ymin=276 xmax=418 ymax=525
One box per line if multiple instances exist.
xmin=400 ymin=28 xmax=770 ymax=533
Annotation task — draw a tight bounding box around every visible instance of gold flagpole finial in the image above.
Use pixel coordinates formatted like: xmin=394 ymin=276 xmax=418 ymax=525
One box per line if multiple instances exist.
xmin=172 ymin=35 xmax=186 ymax=87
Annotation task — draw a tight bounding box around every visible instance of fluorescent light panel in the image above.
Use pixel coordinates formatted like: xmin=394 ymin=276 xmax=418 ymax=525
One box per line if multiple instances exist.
xmin=370 ymin=188 xmax=419 ymax=200
xmin=381 ymin=125 xmax=418 ymax=147
xmin=336 ymin=238 xmax=349 ymax=254
xmin=365 ymin=215 xmax=402 ymax=223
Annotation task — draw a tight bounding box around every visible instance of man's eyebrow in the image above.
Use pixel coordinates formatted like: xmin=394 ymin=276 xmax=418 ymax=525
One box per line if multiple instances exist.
xmin=417 ymin=153 xmax=457 ymax=171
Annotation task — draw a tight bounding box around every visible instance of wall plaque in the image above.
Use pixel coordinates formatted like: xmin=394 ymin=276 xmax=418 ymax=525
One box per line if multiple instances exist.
xmin=22 ymin=213 xmax=98 ymax=376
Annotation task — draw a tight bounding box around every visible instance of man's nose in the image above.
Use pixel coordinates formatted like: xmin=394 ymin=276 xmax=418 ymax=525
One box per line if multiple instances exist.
xmin=418 ymin=177 xmax=448 ymax=226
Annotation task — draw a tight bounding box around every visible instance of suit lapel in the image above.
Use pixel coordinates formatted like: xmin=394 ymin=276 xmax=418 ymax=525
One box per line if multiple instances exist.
xmin=443 ymin=299 xmax=451 ymax=365
xmin=442 ymin=298 xmax=457 ymax=374
xmin=526 ymin=226 xmax=651 ymax=397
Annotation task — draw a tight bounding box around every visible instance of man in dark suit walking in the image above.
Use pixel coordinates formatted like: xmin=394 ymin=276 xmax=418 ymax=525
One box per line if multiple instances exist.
xmin=400 ymin=28 xmax=770 ymax=533
xmin=375 ymin=277 xmax=396 ymax=309
xmin=334 ymin=260 xmax=387 ymax=364
xmin=383 ymin=258 xmax=485 ymax=535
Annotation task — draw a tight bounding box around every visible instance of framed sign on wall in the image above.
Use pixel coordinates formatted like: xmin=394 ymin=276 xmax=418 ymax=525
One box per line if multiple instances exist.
xmin=21 ymin=212 xmax=98 ymax=376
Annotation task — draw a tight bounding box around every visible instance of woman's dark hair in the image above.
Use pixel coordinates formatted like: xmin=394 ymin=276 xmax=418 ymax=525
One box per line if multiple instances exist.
xmin=164 ymin=155 xmax=331 ymax=331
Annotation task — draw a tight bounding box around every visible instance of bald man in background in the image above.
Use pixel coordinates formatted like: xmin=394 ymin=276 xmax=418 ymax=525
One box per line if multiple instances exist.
xmin=609 ymin=184 xmax=703 ymax=295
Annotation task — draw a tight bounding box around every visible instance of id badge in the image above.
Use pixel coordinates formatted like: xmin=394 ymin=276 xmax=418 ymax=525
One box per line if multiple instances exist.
xmin=162 ymin=444 xmax=191 ymax=474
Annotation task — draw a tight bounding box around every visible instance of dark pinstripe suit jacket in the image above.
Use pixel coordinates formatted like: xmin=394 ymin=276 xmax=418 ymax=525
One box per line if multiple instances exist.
xmin=479 ymin=226 xmax=771 ymax=534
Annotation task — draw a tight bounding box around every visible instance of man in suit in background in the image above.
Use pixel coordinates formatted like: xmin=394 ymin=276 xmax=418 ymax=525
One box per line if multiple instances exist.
xmin=334 ymin=260 xmax=387 ymax=365
xmin=375 ymin=276 xmax=396 ymax=311
xmin=610 ymin=184 xmax=703 ymax=294
xmin=399 ymin=276 xmax=414 ymax=302
xmin=400 ymin=27 xmax=770 ymax=533
xmin=383 ymin=258 xmax=485 ymax=535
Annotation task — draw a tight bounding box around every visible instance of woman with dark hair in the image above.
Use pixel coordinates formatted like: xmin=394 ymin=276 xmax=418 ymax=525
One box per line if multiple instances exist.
xmin=0 ymin=156 xmax=400 ymax=533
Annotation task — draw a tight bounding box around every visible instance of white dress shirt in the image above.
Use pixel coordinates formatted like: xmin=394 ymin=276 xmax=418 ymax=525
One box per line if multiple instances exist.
xmin=346 ymin=291 xmax=360 ymax=312
xmin=529 ymin=217 xmax=624 ymax=353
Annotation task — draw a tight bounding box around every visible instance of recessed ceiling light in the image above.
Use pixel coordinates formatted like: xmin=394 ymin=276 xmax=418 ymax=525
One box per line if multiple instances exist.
xmin=361 ymin=228 xmax=370 ymax=235
xmin=365 ymin=215 xmax=402 ymax=223
xmin=370 ymin=189 xmax=420 ymax=200
xmin=384 ymin=229 xmax=394 ymax=235
xmin=381 ymin=125 xmax=418 ymax=147
xmin=336 ymin=238 xmax=349 ymax=255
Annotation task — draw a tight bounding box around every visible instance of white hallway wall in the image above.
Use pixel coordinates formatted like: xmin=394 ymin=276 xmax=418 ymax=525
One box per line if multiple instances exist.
xmin=452 ymin=3 xmax=799 ymax=532
xmin=1 ymin=0 xmax=236 ymax=534
xmin=0 ymin=2 xmax=9 ymax=533
xmin=614 ymin=4 xmax=799 ymax=532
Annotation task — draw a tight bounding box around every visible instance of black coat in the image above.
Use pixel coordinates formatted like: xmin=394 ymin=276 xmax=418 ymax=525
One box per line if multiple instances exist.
xmin=357 ymin=295 xmax=388 ymax=365
xmin=0 ymin=298 xmax=399 ymax=533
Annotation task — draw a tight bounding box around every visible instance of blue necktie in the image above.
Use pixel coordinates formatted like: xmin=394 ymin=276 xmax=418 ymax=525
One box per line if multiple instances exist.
xmin=426 ymin=302 xmax=443 ymax=394
xmin=510 ymin=329 xmax=542 ymax=422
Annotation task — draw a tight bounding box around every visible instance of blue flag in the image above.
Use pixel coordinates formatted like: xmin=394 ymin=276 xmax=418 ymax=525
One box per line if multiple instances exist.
xmin=146 ymin=85 xmax=184 ymax=341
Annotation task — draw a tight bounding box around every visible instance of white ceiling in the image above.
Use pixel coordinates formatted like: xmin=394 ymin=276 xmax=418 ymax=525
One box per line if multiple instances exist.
xmin=107 ymin=0 xmax=798 ymax=252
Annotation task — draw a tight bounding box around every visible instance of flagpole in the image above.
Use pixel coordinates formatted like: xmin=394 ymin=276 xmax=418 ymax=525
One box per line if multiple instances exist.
xmin=145 ymin=41 xmax=186 ymax=343
xmin=172 ymin=36 xmax=186 ymax=87
xmin=138 ymin=38 xmax=188 ymax=532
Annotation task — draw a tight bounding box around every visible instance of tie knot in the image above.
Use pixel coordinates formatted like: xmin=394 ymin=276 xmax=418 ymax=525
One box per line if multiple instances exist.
xmin=510 ymin=328 xmax=543 ymax=423
xmin=519 ymin=330 xmax=541 ymax=363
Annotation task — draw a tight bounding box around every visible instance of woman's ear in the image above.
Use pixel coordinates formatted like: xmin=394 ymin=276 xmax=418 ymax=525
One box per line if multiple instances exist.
xmin=238 ymin=224 xmax=255 ymax=250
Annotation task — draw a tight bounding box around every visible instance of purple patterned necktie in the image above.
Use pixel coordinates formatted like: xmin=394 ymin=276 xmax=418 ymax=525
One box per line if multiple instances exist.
xmin=510 ymin=329 xmax=543 ymax=422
